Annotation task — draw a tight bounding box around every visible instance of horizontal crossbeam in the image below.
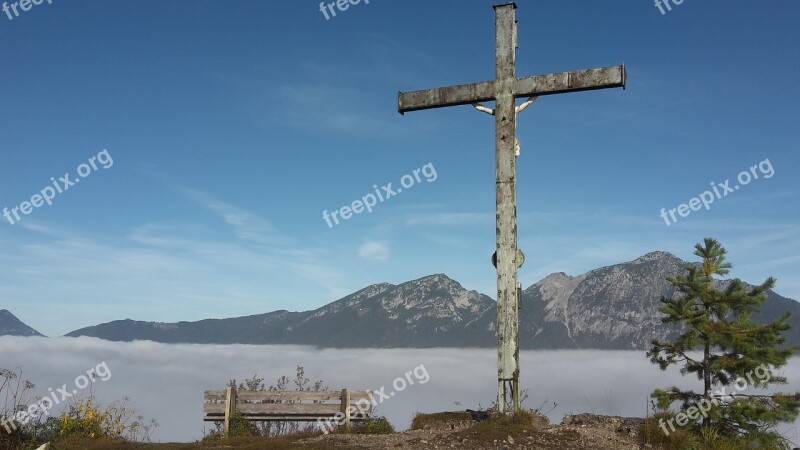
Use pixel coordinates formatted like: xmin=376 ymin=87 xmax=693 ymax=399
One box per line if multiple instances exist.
xmin=398 ymin=65 xmax=626 ymax=114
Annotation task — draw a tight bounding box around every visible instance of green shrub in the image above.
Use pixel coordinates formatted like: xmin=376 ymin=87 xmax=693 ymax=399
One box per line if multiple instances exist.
xmin=57 ymin=396 xmax=157 ymax=443
xmin=0 ymin=423 xmax=23 ymax=450
xmin=226 ymin=411 xmax=258 ymax=438
xmin=363 ymin=417 xmax=394 ymax=434
xmin=641 ymin=414 xmax=791 ymax=450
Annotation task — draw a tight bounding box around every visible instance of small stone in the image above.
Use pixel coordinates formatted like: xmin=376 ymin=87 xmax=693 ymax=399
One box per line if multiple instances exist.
xmin=507 ymin=436 xmax=515 ymax=444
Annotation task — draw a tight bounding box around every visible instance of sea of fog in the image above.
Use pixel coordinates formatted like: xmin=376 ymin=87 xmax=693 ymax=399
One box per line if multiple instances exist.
xmin=0 ymin=337 xmax=798 ymax=444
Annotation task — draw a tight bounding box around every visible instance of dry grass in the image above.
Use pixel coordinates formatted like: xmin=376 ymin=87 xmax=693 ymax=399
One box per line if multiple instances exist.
xmin=454 ymin=410 xmax=539 ymax=443
xmin=48 ymin=434 xmax=358 ymax=450
xmin=410 ymin=411 xmax=473 ymax=430
xmin=412 ymin=410 xmax=568 ymax=446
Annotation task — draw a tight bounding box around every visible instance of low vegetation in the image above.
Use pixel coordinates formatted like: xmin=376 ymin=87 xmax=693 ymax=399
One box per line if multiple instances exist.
xmin=454 ymin=410 xmax=539 ymax=442
xmin=351 ymin=416 xmax=394 ymax=435
xmin=642 ymin=412 xmax=791 ymax=450
xmin=40 ymin=435 xmax=351 ymax=450
xmin=1 ymin=367 xmax=156 ymax=450
xmin=411 ymin=410 xmax=473 ymax=430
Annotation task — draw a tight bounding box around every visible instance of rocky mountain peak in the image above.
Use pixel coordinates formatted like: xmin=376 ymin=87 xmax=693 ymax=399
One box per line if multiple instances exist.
xmin=411 ymin=273 xmax=462 ymax=288
xmin=634 ymin=251 xmax=682 ymax=264
xmin=535 ymin=272 xmax=574 ymax=285
xmin=0 ymin=310 xmax=44 ymax=337
xmin=384 ymin=274 xmax=486 ymax=313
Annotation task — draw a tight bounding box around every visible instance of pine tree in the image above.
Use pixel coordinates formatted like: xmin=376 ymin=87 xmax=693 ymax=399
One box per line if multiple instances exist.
xmin=648 ymin=238 xmax=800 ymax=437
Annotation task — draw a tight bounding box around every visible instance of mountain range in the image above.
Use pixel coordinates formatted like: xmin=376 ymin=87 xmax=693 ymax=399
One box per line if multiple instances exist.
xmin=4 ymin=251 xmax=799 ymax=349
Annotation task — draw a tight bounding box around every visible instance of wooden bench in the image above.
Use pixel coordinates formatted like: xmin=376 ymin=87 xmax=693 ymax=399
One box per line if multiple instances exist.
xmin=203 ymin=386 xmax=373 ymax=435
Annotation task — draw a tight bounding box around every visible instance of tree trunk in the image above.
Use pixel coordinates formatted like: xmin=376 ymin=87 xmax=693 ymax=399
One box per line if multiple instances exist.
xmin=704 ymin=342 xmax=712 ymax=429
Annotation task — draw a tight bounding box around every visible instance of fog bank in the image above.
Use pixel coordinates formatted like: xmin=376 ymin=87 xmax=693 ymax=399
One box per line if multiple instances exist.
xmin=0 ymin=337 xmax=797 ymax=443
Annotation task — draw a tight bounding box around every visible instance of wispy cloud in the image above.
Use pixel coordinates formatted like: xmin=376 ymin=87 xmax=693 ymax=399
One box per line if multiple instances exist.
xmin=180 ymin=188 xmax=293 ymax=247
xmin=359 ymin=241 xmax=390 ymax=262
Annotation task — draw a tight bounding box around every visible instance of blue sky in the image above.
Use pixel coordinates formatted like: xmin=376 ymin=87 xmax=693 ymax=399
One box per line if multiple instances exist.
xmin=1 ymin=0 xmax=798 ymax=337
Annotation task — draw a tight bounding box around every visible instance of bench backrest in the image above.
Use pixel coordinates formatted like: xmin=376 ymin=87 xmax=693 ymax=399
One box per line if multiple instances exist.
xmin=203 ymin=388 xmax=373 ymax=430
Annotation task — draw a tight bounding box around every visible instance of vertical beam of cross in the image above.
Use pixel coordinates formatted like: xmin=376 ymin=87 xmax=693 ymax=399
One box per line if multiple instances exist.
xmin=397 ymin=2 xmax=626 ymax=414
xmin=493 ymin=3 xmax=520 ymax=414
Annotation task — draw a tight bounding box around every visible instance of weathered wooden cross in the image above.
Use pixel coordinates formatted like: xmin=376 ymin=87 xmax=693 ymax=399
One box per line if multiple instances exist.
xmin=397 ymin=2 xmax=626 ymax=413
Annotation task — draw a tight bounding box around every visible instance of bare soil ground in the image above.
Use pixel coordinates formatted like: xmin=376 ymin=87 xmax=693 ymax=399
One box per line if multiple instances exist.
xmin=46 ymin=413 xmax=647 ymax=450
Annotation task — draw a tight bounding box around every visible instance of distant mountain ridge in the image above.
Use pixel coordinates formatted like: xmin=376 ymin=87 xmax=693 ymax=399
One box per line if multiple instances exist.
xmin=60 ymin=251 xmax=800 ymax=350
xmin=64 ymin=275 xmax=496 ymax=347
xmin=0 ymin=310 xmax=44 ymax=337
